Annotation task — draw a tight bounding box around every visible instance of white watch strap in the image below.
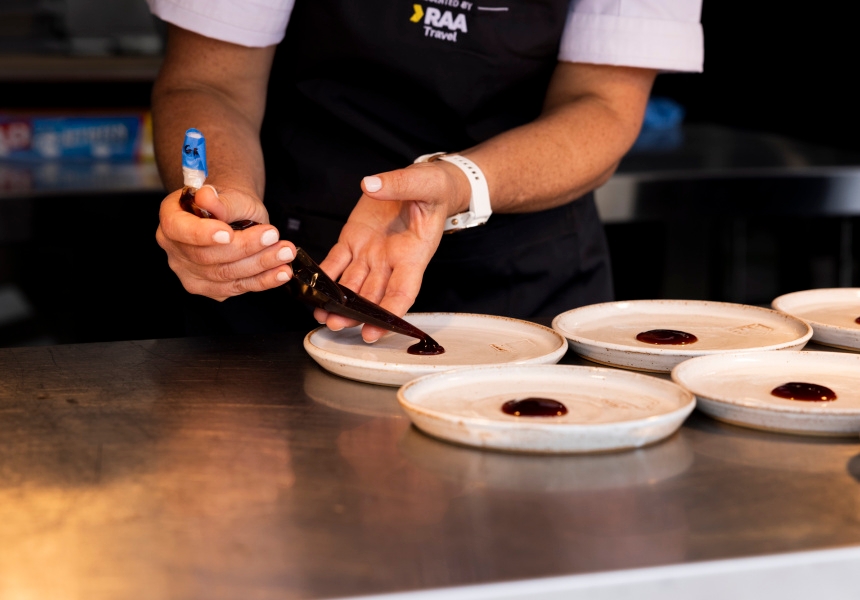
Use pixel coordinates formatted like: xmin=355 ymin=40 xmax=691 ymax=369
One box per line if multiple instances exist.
xmin=413 ymin=152 xmax=492 ymax=231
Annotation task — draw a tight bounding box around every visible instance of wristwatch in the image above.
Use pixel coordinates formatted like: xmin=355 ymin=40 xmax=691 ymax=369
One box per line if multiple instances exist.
xmin=414 ymin=152 xmax=492 ymax=232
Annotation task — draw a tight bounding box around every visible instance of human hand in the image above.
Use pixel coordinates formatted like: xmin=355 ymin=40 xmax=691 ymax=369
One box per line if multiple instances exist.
xmin=314 ymin=161 xmax=471 ymax=342
xmin=156 ymin=184 xmax=296 ymax=301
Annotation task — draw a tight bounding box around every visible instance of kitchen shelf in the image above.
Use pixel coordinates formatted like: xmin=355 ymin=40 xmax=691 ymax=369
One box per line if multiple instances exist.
xmin=0 ymin=54 xmax=162 ymax=82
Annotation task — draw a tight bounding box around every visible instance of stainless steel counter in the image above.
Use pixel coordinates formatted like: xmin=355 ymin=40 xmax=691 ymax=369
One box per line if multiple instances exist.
xmin=1 ymin=332 xmax=859 ymax=599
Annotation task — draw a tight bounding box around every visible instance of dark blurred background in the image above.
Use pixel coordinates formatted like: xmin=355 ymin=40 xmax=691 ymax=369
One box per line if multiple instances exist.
xmin=654 ymin=2 xmax=856 ymax=153
xmin=1 ymin=0 xmax=858 ymax=347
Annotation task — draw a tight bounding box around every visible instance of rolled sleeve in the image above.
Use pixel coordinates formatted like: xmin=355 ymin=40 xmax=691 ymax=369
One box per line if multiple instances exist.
xmin=558 ymin=0 xmax=704 ymax=72
xmin=146 ymin=0 xmax=294 ymax=47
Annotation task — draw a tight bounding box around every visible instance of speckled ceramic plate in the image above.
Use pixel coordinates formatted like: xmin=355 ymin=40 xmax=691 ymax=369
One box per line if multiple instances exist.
xmin=305 ymin=313 xmax=568 ymax=387
xmin=672 ymin=351 xmax=860 ymax=437
xmin=552 ymin=300 xmax=812 ymax=373
xmin=772 ymin=288 xmax=860 ymax=352
xmin=397 ymin=364 xmax=695 ymax=454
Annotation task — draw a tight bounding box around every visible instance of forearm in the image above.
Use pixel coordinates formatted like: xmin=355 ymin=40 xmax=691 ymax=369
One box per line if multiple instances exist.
xmin=151 ymin=87 xmax=266 ymax=197
xmin=463 ymin=100 xmax=631 ymax=213
xmin=459 ymin=63 xmax=657 ymax=214
xmin=150 ymin=25 xmax=275 ymax=199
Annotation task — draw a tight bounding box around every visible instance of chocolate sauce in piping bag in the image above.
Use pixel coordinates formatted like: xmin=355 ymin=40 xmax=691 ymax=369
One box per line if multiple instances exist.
xmin=177 ymin=128 xmax=443 ymax=354
xmin=288 ymin=250 xmax=445 ymax=355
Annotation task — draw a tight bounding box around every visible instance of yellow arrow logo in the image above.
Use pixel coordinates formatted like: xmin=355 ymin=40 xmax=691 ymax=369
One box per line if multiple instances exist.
xmin=410 ymin=4 xmax=424 ymax=22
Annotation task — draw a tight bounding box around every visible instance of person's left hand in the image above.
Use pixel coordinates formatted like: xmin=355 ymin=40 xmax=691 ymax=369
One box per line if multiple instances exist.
xmin=314 ymin=160 xmax=471 ymax=342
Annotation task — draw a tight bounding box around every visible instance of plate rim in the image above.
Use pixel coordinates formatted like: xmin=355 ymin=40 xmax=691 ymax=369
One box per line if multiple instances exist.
xmin=397 ymin=363 xmax=696 ymax=430
xmin=304 ymin=312 xmax=569 ymax=375
xmin=771 ymin=288 xmax=860 ymax=335
xmin=552 ymin=299 xmax=813 ymax=356
xmin=671 ymin=350 xmax=860 ymax=416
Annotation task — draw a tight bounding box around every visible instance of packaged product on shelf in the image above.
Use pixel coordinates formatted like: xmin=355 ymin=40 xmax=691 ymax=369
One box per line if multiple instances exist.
xmin=0 ymin=110 xmax=153 ymax=161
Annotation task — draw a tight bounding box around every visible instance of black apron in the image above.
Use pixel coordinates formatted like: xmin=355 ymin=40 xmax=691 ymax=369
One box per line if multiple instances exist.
xmin=187 ymin=0 xmax=613 ymax=335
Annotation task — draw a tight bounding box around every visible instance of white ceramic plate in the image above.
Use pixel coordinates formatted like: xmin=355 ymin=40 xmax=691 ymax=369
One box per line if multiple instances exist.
xmin=397 ymin=364 xmax=695 ymax=454
xmin=772 ymin=288 xmax=860 ymax=351
xmin=552 ymin=300 xmax=812 ymax=372
xmin=672 ymin=351 xmax=860 ymax=437
xmin=304 ymin=313 xmax=568 ymax=386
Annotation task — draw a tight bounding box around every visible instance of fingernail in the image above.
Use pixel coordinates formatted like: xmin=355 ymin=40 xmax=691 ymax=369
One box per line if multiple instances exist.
xmin=364 ymin=337 xmax=378 ymax=344
xmin=201 ymin=184 xmax=219 ymax=198
xmin=213 ymin=230 xmax=230 ymax=244
xmin=330 ymin=325 xmax=344 ymax=332
xmin=260 ymin=229 xmax=279 ymax=246
xmin=277 ymin=247 xmax=294 ymax=261
xmin=363 ymin=176 xmax=382 ymax=192
xmin=276 ymin=270 xmax=290 ymax=282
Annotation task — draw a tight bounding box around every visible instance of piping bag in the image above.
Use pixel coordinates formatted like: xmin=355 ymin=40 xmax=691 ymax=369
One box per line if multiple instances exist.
xmin=177 ymin=128 xmax=443 ymax=354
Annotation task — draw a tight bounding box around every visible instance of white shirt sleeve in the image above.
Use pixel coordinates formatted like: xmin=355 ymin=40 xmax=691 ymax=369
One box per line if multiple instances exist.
xmin=559 ymin=0 xmax=704 ymax=72
xmin=146 ymin=0 xmax=295 ymax=48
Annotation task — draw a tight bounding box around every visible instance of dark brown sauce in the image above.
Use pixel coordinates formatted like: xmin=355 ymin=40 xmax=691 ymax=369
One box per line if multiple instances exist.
xmin=855 ymin=316 xmax=860 ymax=325
xmin=407 ymin=337 xmax=445 ymax=355
xmin=502 ymin=397 xmax=568 ymax=417
xmin=228 ymin=219 xmax=257 ymax=230
xmin=636 ymin=329 xmax=698 ymax=345
xmin=179 ymin=186 xmax=211 ymax=218
xmin=771 ymin=382 xmax=837 ymax=402
xmin=335 ymin=286 xmax=445 ymax=354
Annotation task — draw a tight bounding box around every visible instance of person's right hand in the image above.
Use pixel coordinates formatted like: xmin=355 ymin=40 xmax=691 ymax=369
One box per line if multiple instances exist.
xmin=156 ymin=184 xmax=296 ymax=301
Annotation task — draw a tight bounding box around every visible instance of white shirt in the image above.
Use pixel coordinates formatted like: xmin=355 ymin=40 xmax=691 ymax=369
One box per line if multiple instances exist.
xmin=147 ymin=0 xmax=703 ymax=72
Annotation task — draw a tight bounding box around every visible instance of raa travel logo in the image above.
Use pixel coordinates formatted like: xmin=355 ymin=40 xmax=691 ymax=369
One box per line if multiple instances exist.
xmin=410 ymin=2 xmax=472 ymax=43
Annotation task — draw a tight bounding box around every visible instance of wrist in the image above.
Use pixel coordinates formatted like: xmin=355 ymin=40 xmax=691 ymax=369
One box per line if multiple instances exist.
xmin=413 ymin=152 xmax=492 ymax=231
xmin=433 ymin=159 xmax=472 ymax=216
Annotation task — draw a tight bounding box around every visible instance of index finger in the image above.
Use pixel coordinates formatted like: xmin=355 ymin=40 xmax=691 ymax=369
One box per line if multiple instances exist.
xmin=159 ymin=189 xmax=234 ymax=247
xmin=360 ymin=262 xmax=424 ymax=342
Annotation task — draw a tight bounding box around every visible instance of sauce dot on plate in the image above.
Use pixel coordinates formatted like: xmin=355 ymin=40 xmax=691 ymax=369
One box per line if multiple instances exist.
xmin=502 ymin=398 xmax=568 ymax=417
xmin=770 ymin=382 xmax=837 ymax=402
xmin=636 ymin=329 xmax=698 ymax=345
xmin=407 ymin=337 xmax=445 ymax=355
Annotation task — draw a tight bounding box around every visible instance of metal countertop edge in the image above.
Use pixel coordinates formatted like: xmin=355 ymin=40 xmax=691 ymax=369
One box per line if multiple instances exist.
xmin=335 ymin=545 xmax=860 ymax=600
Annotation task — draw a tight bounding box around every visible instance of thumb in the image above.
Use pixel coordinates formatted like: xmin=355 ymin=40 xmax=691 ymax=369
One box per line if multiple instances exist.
xmin=190 ymin=184 xmax=228 ymax=221
xmin=193 ymin=184 xmax=266 ymax=225
xmin=361 ymin=164 xmax=449 ymax=203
